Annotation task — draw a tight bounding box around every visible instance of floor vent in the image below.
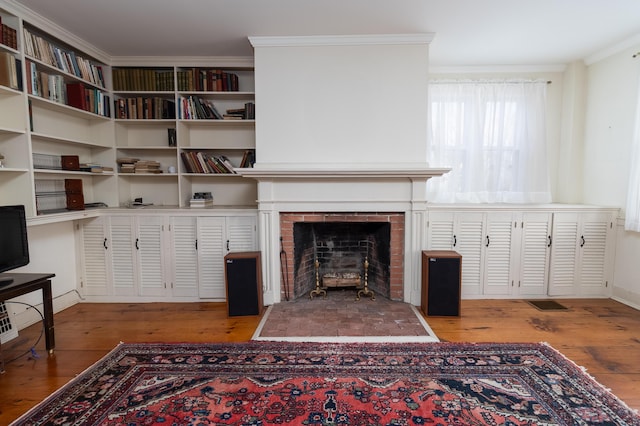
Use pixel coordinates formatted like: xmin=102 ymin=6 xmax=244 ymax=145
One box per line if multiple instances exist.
xmin=527 ymin=300 xmax=568 ymax=311
xmin=0 ymin=301 xmax=18 ymax=344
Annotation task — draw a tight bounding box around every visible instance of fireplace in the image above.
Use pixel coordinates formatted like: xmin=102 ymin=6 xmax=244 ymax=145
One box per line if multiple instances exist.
xmin=241 ymin=167 xmax=449 ymax=306
xmin=280 ymin=212 xmax=404 ymax=301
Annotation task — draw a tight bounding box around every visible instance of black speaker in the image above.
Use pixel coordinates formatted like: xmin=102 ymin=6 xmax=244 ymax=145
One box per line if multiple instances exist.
xmin=224 ymin=251 xmax=263 ymax=317
xmin=421 ymin=250 xmax=461 ymax=316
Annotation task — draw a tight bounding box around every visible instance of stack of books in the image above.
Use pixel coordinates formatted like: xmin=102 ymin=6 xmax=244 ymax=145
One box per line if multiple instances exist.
xmin=134 ymin=160 xmax=162 ymax=174
xmin=190 ymin=191 xmax=213 ymax=208
xmin=117 ymin=158 xmax=162 ymax=174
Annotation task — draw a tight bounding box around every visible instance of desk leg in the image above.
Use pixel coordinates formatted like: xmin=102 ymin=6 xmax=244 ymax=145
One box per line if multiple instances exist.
xmin=41 ymin=280 xmax=55 ymax=354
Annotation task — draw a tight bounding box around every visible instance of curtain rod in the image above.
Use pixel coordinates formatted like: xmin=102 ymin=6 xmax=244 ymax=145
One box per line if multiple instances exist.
xmin=429 ymin=79 xmax=551 ymax=84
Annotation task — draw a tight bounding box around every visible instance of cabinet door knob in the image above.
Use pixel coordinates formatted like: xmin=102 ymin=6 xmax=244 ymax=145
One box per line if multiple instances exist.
xmin=547 ymin=235 xmax=552 ymax=247
xmin=135 ymin=238 xmax=139 ymax=250
xmin=226 ymin=239 xmax=230 ymax=251
xmin=195 ymin=239 xmax=198 ymax=250
xmin=485 ymin=235 xmax=490 ymax=247
xmin=580 ymin=235 xmax=585 ymax=247
xmin=103 ymin=238 xmax=108 ymax=249
xmin=453 ymin=235 xmax=457 ymax=247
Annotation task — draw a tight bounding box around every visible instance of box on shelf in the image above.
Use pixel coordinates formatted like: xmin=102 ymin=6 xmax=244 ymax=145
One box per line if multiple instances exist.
xmin=61 ymin=155 xmax=80 ymax=171
xmin=64 ymin=178 xmax=83 ymax=194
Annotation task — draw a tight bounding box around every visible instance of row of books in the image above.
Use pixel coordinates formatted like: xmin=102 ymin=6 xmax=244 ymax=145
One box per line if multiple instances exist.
xmin=112 ymin=68 xmax=174 ymax=92
xmin=177 ymin=68 xmax=240 ymax=92
xmin=0 ymin=51 xmax=20 ymax=90
xmin=0 ymin=17 xmax=17 ymax=50
xmin=25 ymin=59 xmax=111 ymax=116
xmin=178 ymin=95 xmax=223 ymax=120
xmin=22 ymin=27 xmax=105 ymax=88
xmin=114 ymin=97 xmax=176 ymax=120
xmin=225 ymin=103 xmax=255 ymax=120
xmin=181 ymin=151 xmax=237 ymax=174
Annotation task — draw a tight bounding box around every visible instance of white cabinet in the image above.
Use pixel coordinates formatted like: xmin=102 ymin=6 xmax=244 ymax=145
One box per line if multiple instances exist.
xmin=548 ymin=211 xmax=615 ymax=297
xmin=427 ymin=211 xmax=486 ymax=296
xmin=170 ymin=214 xmax=257 ymax=299
xmin=135 ymin=216 xmax=168 ymax=296
xmin=78 ymin=214 xmax=169 ymax=299
xmin=427 ymin=208 xmax=614 ymax=299
xmin=513 ymin=212 xmax=552 ymax=297
xmin=77 ymin=215 xmax=137 ymax=297
xmin=427 ymin=210 xmax=518 ymax=297
xmin=169 ymin=216 xmax=199 ymax=297
xmin=77 ymin=216 xmax=110 ymax=296
xmin=482 ymin=212 xmax=517 ymax=296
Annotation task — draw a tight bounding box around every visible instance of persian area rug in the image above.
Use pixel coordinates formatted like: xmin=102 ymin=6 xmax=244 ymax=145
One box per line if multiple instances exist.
xmin=13 ymin=342 xmax=639 ymax=426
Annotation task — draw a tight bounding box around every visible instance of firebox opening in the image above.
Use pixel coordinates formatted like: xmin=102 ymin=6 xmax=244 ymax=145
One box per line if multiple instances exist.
xmin=292 ymin=222 xmax=391 ymax=300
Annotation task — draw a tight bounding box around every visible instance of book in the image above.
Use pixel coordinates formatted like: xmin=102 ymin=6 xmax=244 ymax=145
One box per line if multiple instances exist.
xmin=66 ymin=82 xmax=88 ymax=110
xmin=0 ymin=51 xmax=18 ymax=89
xmin=167 ymin=128 xmax=176 ymax=146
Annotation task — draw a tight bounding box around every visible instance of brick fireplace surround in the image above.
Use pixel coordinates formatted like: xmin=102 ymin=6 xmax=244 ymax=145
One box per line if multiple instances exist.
xmin=279 ymin=212 xmax=405 ymax=301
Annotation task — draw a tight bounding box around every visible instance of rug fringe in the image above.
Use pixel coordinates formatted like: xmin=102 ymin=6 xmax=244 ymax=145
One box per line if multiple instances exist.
xmin=539 ymin=341 xmax=639 ymax=416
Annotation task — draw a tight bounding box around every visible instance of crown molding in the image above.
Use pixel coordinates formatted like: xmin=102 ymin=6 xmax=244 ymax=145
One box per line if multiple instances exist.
xmin=110 ymin=56 xmax=254 ymax=68
xmin=4 ymin=0 xmax=111 ymax=63
xmin=249 ymin=34 xmax=434 ymax=48
xmin=429 ymin=64 xmax=566 ymax=74
xmin=584 ymin=33 xmax=640 ymax=65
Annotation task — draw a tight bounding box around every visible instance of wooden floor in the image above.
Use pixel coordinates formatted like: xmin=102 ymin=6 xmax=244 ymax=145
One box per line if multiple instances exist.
xmin=1 ymin=298 xmax=639 ymax=423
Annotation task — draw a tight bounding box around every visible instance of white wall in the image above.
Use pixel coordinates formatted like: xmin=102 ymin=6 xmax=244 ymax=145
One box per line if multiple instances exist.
xmin=583 ymin=46 xmax=640 ymax=209
xmin=252 ymin=36 xmax=431 ymax=168
xmin=7 ymin=221 xmax=80 ymax=329
xmin=583 ymin=41 xmax=640 ymax=305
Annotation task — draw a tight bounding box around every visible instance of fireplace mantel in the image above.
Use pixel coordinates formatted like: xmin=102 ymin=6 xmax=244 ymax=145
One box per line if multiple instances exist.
xmin=240 ymin=167 xmax=450 ymax=180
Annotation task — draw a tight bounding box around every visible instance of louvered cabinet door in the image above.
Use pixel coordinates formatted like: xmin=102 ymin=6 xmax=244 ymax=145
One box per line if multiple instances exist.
xmin=455 ymin=212 xmax=486 ymax=297
xmin=427 ymin=211 xmax=455 ymax=250
xmin=109 ymin=216 xmax=137 ymax=296
xmin=577 ymin=212 xmax=613 ymax=296
xmin=226 ymin=215 xmax=257 ymax=252
xmin=170 ymin=216 xmax=199 ymax=297
xmin=482 ymin=212 xmax=516 ymax=296
xmin=517 ymin=212 xmax=552 ymax=296
xmin=548 ymin=212 xmax=580 ymax=296
xmin=78 ymin=217 xmax=110 ymax=296
xmin=135 ymin=216 xmax=167 ymax=297
xmin=197 ymin=216 xmax=226 ymax=299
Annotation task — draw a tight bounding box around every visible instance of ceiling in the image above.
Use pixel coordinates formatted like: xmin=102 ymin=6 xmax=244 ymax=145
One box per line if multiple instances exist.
xmin=11 ymin=0 xmax=640 ymax=67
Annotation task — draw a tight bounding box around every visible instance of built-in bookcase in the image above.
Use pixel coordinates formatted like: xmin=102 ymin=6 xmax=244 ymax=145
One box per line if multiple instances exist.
xmin=112 ymin=64 xmax=256 ymax=209
xmin=0 ymin=2 xmax=257 ymax=218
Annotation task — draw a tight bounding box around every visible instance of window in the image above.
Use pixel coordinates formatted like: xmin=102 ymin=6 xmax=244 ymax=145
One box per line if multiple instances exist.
xmin=427 ymin=80 xmax=551 ymax=203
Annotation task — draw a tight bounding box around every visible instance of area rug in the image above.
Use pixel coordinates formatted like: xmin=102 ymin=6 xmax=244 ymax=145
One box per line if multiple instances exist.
xmin=13 ymin=342 xmax=639 ymax=426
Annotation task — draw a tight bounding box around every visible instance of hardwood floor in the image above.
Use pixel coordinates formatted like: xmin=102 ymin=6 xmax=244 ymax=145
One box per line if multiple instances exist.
xmin=1 ymin=298 xmax=639 ymax=423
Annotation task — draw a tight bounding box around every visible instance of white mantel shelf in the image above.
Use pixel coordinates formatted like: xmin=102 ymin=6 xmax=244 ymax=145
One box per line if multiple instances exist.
xmin=239 ymin=167 xmax=451 ymax=179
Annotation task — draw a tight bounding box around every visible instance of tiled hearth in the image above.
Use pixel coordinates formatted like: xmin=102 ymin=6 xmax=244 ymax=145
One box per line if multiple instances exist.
xmin=252 ymin=289 xmax=439 ymax=343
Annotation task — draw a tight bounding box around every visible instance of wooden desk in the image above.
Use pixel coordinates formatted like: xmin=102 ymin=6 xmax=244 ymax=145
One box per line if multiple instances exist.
xmin=0 ymin=273 xmax=56 ymax=354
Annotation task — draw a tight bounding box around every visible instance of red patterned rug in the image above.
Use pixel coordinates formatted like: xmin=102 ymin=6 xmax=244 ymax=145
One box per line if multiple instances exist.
xmin=13 ymin=341 xmax=639 ymax=425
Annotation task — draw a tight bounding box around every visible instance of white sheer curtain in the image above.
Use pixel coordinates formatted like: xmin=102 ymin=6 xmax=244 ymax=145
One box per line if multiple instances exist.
xmin=625 ymin=74 xmax=640 ymax=232
xmin=427 ymin=80 xmax=551 ymax=203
